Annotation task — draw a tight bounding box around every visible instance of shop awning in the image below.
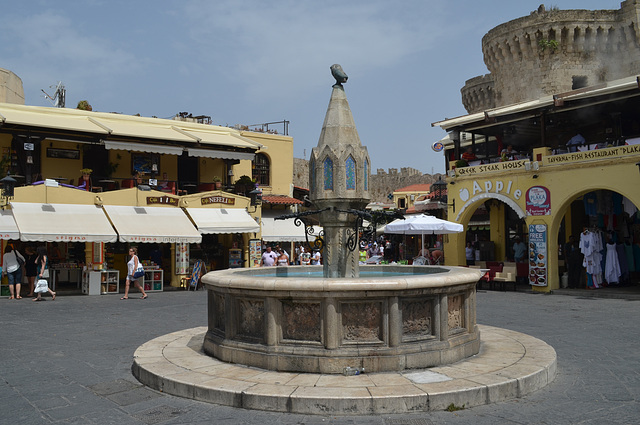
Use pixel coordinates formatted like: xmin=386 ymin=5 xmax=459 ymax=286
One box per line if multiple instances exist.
xmin=102 ymin=205 xmax=202 ymax=243
xmin=187 ymin=147 xmax=255 ymax=161
xmin=103 ymin=140 xmax=184 ymax=156
xmin=0 ymin=210 xmax=20 ymax=240
xmin=10 ymin=202 xmax=117 ymax=242
xmin=185 ymin=208 xmax=260 ymax=234
xmin=261 ymin=217 xmax=322 ymax=242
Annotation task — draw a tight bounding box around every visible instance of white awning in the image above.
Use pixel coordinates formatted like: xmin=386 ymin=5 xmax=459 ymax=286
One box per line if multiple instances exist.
xmin=102 ymin=205 xmax=201 ymax=243
xmin=187 ymin=147 xmax=255 ymax=161
xmin=185 ymin=208 xmax=260 ymax=234
xmin=10 ymin=202 xmax=117 ymax=242
xmin=261 ymin=217 xmax=322 ymax=242
xmin=103 ymin=140 xmax=184 ymax=155
xmin=0 ymin=210 xmax=20 ymax=240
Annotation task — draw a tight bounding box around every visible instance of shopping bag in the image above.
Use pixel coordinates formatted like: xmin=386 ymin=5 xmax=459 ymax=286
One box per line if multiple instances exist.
xmin=34 ymin=279 xmax=49 ymax=293
xmin=133 ymin=264 xmax=145 ymax=279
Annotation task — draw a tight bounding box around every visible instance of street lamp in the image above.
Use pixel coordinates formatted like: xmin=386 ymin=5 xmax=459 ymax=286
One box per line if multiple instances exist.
xmin=0 ymin=173 xmax=17 ymax=208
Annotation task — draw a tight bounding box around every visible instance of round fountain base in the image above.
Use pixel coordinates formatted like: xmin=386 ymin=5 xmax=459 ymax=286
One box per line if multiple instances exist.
xmin=132 ymin=325 xmax=557 ymax=415
xmin=202 ymin=265 xmax=484 ymax=374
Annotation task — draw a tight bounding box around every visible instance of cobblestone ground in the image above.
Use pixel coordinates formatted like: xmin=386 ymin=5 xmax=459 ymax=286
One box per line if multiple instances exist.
xmin=0 ymin=288 xmax=638 ymax=424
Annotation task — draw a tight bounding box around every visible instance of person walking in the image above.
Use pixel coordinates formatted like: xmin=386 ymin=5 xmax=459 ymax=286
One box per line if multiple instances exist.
xmin=122 ymin=247 xmax=148 ymax=300
xmin=3 ymin=245 xmax=25 ymax=299
xmin=33 ymin=246 xmax=55 ymax=301
xmin=24 ymin=246 xmax=38 ymax=297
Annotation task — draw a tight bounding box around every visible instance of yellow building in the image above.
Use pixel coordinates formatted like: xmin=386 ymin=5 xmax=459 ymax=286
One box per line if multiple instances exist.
xmin=0 ymin=102 xmax=294 ymax=296
xmin=433 ymin=76 xmax=640 ymax=292
xmin=392 ymin=183 xmax=430 ymax=212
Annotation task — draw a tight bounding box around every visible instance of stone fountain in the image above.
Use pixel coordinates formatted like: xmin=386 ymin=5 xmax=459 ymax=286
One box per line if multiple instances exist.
xmin=201 ymin=65 xmax=484 ymax=374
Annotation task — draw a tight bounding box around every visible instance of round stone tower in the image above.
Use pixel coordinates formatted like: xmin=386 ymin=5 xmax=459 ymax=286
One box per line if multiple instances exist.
xmin=309 ymin=65 xmax=371 ymax=278
xmin=461 ymin=1 xmax=640 ymax=113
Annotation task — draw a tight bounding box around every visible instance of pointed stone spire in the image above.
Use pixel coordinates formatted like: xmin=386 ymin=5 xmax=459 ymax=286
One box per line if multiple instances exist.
xmin=309 ymin=65 xmax=371 ymax=278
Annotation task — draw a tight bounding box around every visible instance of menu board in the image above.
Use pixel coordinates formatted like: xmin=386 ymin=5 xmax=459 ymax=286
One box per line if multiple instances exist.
xmin=528 ymin=224 xmax=548 ymax=286
xmin=249 ymin=239 xmax=262 ymax=268
xmin=175 ymin=242 xmax=190 ymax=275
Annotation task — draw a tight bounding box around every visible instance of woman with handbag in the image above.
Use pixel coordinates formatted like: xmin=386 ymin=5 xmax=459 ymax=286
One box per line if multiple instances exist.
xmin=3 ymin=245 xmax=25 ymax=299
xmin=33 ymin=246 xmax=55 ymax=301
xmin=122 ymin=247 xmax=147 ymax=300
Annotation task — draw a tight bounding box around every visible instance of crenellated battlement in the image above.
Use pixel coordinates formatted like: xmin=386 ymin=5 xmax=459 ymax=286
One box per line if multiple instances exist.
xmin=461 ymin=74 xmax=496 ymax=114
xmin=461 ymin=1 xmax=640 ymax=111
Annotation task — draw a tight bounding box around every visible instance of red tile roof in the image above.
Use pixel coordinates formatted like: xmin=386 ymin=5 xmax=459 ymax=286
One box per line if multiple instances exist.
xmin=262 ymin=195 xmax=303 ymax=205
xmin=395 ymin=183 xmax=430 ymax=193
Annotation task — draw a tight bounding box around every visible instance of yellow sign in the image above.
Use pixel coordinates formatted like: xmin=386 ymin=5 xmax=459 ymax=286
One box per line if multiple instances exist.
xmin=543 ymin=144 xmax=640 ymax=166
xmin=456 ymin=159 xmax=528 ymax=176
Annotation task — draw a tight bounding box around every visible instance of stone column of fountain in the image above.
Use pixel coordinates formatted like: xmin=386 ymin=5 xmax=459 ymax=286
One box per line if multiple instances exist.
xmin=309 ymin=64 xmax=370 ymax=278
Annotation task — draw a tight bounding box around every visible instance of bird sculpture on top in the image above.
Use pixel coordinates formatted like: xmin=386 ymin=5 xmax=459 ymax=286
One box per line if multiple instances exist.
xmin=330 ymin=64 xmax=348 ymax=87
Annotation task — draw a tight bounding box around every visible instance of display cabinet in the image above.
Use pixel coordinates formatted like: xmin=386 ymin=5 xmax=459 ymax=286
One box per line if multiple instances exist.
xmin=82 ymin=270 xmax=119 ymax=295
xmin=142 ymin=269 xmax=163 ymax=292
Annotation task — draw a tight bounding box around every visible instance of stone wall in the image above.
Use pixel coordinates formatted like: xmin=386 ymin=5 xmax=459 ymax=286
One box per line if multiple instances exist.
xmin=293 ymin=157 xmax=443 ymax=203
xmin=0 ymin=68 xmax=24 ymax=105
xmin=461 ymin=1 xmax=640 ymax=112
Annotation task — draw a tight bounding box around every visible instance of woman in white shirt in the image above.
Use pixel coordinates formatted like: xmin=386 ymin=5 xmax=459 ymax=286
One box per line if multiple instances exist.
xmin=122 ymin=247 xmax=148 ymax=300
xmin=3 ymin=245 xmax=25 ymax=299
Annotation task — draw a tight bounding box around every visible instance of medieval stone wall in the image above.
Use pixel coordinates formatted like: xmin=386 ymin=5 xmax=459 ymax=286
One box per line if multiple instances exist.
xmin=461 ymin=1 xmax=640 ymax=113
xmin=293 ymin=157 xmax=443 ymax=203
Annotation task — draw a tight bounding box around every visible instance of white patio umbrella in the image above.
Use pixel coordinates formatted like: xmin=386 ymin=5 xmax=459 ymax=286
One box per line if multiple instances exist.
xmin=384 ymin=214 xmax=464 ymax=260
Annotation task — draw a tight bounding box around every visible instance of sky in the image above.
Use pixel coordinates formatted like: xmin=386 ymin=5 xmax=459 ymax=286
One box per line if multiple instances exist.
xmin=0 ymin=0 xmax=624 ymax=175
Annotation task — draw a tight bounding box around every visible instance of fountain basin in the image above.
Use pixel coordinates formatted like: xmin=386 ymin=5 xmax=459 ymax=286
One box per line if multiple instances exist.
xmin=202 ymin=265 xmax=484 ymax=374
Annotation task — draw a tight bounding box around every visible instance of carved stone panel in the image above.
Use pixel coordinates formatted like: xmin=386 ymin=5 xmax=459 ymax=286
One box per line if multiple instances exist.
xmin=401 ymin=298 xmax=434 ymax=341
xmin=341 ymin=301 xmax=382 ymax=343
xmin=447 ymin=294 xmax=465 ymax=332
xmin=282 ymin=301 xmax=322 ymax=342
xmin=237 ymin=298 xmax=264 ymax=341
xmin=214 ymin=293 xmax=225 ymax=333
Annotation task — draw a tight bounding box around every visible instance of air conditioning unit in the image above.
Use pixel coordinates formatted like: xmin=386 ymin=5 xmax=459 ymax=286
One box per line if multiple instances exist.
xmin=447 ymin=170 xmax=456 ymax=178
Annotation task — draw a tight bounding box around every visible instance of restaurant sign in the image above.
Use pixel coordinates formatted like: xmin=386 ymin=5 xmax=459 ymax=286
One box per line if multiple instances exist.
xmin=526 ymin=186 xmax=551 ymax=216
xmin=147 ymin=196 xmax=179 ymax=206
xmin=201 ymin=196 xmax=235 ymax=206
xmin=543 ymin=144 xmax=640 ymax=166
xmin=528 ymin=224 xmax=548 ymax=287
xmin=455 ymin=159 xmax=528 ymax=176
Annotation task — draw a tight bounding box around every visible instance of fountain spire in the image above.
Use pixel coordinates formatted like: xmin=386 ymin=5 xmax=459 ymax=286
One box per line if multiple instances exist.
xmin=309 ymin=64 xmax=371 ymax=278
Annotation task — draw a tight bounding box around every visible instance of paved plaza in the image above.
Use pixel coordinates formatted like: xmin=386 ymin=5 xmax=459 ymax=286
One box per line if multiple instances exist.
xmin=1 ymin=286 xmax=639 ymax=424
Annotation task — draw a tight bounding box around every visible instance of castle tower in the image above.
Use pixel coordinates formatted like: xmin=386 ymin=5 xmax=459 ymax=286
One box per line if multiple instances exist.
xmin=309 ymin=65 xmax=371 ymax=278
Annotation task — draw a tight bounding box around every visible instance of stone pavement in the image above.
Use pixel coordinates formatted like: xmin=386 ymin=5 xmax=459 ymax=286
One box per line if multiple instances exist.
xmin=1 ymin=287 xmax=639 ymax=424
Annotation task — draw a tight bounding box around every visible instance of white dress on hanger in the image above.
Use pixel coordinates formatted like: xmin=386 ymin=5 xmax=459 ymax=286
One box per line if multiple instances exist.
xmin=604 ymin=242 xmax=621 ymax=284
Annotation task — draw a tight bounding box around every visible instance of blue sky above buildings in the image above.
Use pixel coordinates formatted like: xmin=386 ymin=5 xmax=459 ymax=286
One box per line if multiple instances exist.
xmin=0 ymin=1 xmax=622 ymax=175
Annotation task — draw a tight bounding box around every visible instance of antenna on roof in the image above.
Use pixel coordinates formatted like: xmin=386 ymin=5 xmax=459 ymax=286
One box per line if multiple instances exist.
xmin=41 ymin=81 xmax=66 ymax=108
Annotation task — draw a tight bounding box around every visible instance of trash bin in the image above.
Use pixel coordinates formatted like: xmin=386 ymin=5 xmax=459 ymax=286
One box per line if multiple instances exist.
xmin=561 ymin=272 xmax=569 ymax=288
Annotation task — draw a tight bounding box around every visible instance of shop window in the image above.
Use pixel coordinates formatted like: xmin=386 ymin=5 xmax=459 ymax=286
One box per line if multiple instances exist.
xmin=345 ymin=155 xmax=356 ymax=190
xmin=252 ymin=153 xmax=270 ymax=186
xmin=323 ymin=157 xmax=333 ymax=190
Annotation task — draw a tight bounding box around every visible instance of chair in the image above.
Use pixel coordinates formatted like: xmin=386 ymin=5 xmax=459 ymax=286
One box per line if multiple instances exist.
xmin=198 ymin=183 xmax=216 ymax=192
xmin=412 ymin=256 xmax=427 ymax=265
xmin=121 ymin=179 xmax=135 ymax=188
xmin=493 ymin=265 xmax=517 ymax=291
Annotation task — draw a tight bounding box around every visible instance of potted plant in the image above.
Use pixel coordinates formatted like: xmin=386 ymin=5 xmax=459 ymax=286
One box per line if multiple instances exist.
xmin=234 ymin=175 xmax=256 ymax=196
xmin=212 ymin=176 xmax=222 ymax=189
